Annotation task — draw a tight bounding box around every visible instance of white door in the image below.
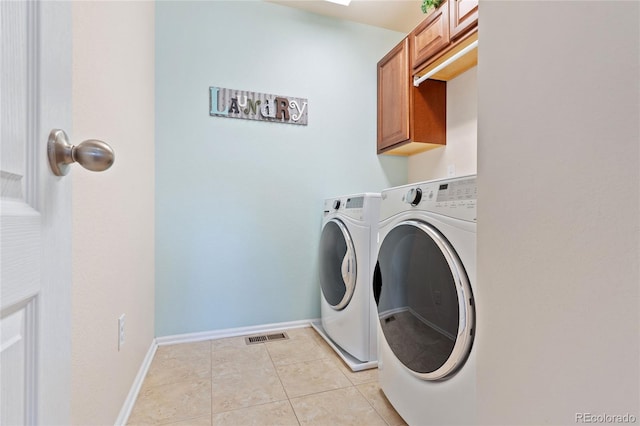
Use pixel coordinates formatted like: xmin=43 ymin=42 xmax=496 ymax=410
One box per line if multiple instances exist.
xmin=1 ymin=2 xmax=72 ymax=425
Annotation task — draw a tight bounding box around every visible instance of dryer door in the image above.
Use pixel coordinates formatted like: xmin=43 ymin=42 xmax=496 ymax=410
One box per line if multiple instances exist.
xmin=374 ymin=220 xmax=474 ymax=380
xmin=319 ymin=218 xmax=357 ymax=311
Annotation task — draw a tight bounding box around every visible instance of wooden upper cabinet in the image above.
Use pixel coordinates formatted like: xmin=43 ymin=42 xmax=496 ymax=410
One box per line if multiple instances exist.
xmin=411 ymin=0 xmax=479 ymax=80
xmin=450 ymin=0 xmax=478 ymax=40
xmin=377 ymin=39 xmax=410 ymax=152
xmin=411 ymin=1 xmax=450 ymax=72
xmin=377 ymin=38 xmax=446 ymax=155
xmin=376 ymin=0 xmax=479 ymax=156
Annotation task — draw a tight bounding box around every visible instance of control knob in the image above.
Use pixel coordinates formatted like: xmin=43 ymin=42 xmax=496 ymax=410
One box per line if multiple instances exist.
xmin=405 ymin=188 xmax=422 ymax=206
xmin=332 ymin=200 xmax=341 ymax=210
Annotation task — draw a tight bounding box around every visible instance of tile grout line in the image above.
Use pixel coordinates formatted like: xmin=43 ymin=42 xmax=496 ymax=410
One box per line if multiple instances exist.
xmin=286 ymin=399 xmax=303 ymax=426
xmin=210 ymin=342 xmax=290 ymax=418
xmin=266 ymin=333 xmax=365 ymax=422
xmin=264 ymin=340 xmax=291 ymax=397
xmin=264 ymin=339 xmax=303 ymax=425
xmin=307 ymin=328 xmax=395 ymax=425
xmin=353 ymin=382 xmax=393 ymax=426
xmin=207 ymin=399 xmax=295 ymax=419
xmin=270 ymin=338 xmax=356 ymax=400
xmin=287 ymin=384 xmax=356 ymax=403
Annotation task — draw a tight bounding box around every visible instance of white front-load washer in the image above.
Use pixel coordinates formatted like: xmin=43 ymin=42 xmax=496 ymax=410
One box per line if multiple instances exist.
xmin=374 ymin=175 xmax=477 ymax=425
xmin=312 ymin=193 xmax=380 ymax=371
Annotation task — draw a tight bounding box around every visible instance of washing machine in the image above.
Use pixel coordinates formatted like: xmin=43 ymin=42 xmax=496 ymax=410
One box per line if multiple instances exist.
xmin=312 ymin=193 xmax=380 ymax=371
xmin=374 ymin=175 xmax=477 ymax=425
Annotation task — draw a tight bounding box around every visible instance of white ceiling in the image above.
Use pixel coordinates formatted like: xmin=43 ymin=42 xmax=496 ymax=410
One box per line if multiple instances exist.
xmin=266 ymin=0 xmax=424 ymax=33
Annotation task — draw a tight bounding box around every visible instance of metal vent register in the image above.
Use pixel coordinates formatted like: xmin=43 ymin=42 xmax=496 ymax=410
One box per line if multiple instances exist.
xmin=244 ymin=332 xmax=289 ymax=345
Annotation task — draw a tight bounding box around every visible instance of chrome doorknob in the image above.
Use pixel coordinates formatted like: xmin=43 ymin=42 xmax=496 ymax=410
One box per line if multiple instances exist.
xmin=47 ymin=129 xmax=115 ymax=176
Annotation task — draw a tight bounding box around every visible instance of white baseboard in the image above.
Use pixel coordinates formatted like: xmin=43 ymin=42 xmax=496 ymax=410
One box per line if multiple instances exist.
xmin=114 ymin=340 xmax=157 ymax=426
xmin=155 ymin=318 xmax=318 ymax=346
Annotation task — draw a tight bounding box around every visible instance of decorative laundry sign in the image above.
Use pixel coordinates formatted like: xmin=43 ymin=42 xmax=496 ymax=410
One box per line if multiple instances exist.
xmin=209 ymin=87 xmax=308 ymax=126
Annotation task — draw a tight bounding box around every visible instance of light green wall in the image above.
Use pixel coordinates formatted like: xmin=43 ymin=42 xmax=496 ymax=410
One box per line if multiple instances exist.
xmin=155 ymin=1 xmax=407 ymax=336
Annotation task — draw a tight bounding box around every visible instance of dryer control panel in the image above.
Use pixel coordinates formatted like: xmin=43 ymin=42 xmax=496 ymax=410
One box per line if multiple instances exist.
xmin=323 ymin=193 xmax=381 ymax=222
xmin=381 ymin=175 xmax=477 ymax=222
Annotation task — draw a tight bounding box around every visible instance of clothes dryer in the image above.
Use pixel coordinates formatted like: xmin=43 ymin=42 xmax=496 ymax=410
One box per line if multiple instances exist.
xmin=312 ymin=193 xmax=380 ymax=371
xmin=374 ymin=175 xmax=477 ymax=425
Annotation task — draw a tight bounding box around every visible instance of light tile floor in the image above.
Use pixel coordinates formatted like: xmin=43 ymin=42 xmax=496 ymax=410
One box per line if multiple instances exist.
xmin=127 ymin=327 xmax=406 ymax=426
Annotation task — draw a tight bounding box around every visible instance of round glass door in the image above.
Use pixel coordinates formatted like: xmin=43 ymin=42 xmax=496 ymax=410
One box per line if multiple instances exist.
xmin=319 ymin=219 xmax=357 ymax=310
xmin=374 ymin=220 xmax=474 ymax=380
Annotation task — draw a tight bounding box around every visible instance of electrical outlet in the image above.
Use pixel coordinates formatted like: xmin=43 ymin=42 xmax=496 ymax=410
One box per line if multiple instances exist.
xmin=118 ymin=314 xmax=125 ymax=350
xmin=447 ymin=164 xmax=456 ymax=177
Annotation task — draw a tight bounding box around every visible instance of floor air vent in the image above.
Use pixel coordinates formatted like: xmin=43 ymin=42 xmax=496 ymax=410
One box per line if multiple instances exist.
xmin=245 ymin=332 xmax=289 ymax=345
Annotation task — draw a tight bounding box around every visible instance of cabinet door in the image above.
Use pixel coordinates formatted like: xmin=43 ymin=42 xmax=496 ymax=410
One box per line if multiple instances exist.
xmin=411 ymin=1 xmax=450 ymax=72
xmin=377 ymin=38 xmax=410 ymax=152
xmin=450 ymin=0 xmax=478 ymax=40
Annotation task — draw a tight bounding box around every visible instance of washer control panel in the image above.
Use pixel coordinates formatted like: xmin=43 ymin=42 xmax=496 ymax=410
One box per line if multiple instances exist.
xmin=382 ymin=175 xmax=477 ymax=222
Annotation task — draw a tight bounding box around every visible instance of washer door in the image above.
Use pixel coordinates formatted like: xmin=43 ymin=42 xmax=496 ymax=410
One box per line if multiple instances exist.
xmin=374 ymin=219 xmax=474 ymax=380
xmin=319 ymin=219 xmax=357 ymax=311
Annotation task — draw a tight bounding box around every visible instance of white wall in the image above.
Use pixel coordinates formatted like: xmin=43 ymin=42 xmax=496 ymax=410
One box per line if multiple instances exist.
xmin=71 ymin=2 xmax=155 ymax=424
xmin=408 ymin=67 xmax=477 ymax=182
xmin=476 ymin=1 xmax=639 ymax=424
